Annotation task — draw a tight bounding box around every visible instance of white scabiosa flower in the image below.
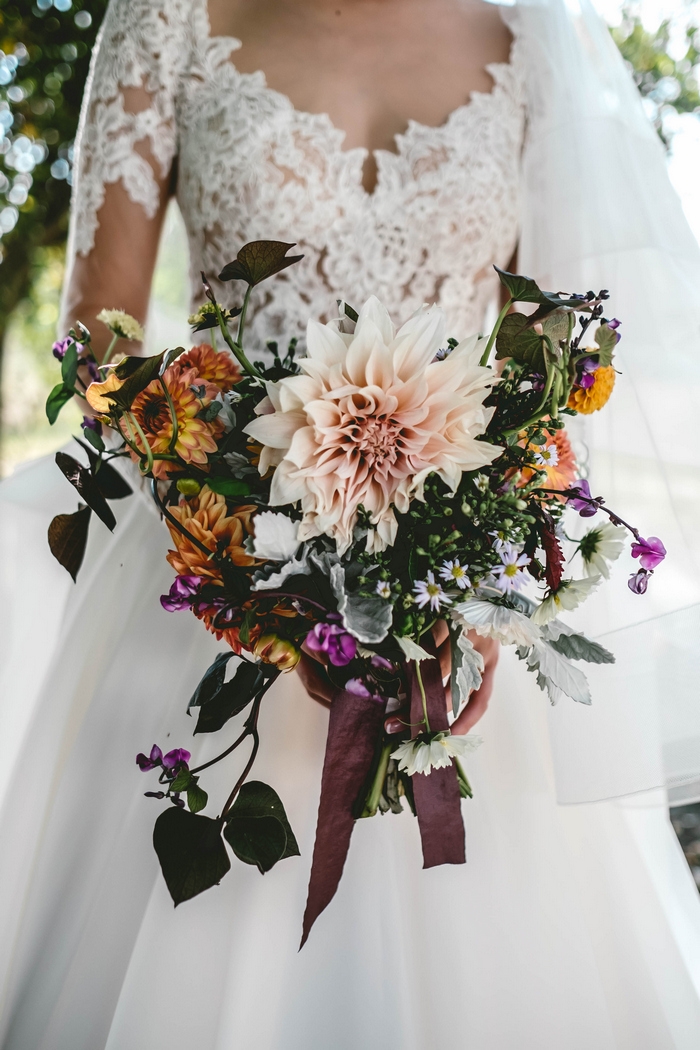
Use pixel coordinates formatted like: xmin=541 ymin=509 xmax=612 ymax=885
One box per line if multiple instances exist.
xmin=392 ymin=731 xmax=482 ymax=776
xmin=244 ymin=296 xmax=502 ymax=554
xmin=413 ymin=571 xmax=451 ymax=612
xmin=578 ymin=520 xmax=626 ymax=578
xmin=439 ymin=559 xmax=471 ymax=590
xmin=250 ymin=511 xmax=300 ymax=561
xmin=531 ymin=575 xmax=602 ymax=625
xmin=96 ymin=309 xmax=144 ymax=342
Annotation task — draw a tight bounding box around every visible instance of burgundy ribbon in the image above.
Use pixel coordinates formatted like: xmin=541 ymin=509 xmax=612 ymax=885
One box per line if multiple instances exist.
xmin=300 ymin=688 xmax=386 ymax=948
xmin=408 ymin=640 xmax=466 ymax=868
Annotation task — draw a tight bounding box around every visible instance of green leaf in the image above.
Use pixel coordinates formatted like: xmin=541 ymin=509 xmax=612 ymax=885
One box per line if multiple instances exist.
xmin=206 ymin=477 xmax=251 ymax=497
xmin=188 ymin=652 xmax=236 ymax=710
xmin=81 ymin=426 xmax=105 ymax=453
xmin=594 ymin=324 xmax=617 ymax=367
xmin=170 ymin=768 xmax=194 ymax=792
xmin=542 ymin=309 xmax=571 ymax=347
xmin=494 ymin=267 xmax=545 ymax=303
xmin=153 ymin=807 xmax=231 ymax=906
xmin=224 ymin=781 xmax=300 ymax=873
xmin=218 ymin=241 xmax=304 ymax=286
xmin=60 ymin=343 xmax=79 ymax=389
xmin=187 ymin=783 xmax=208 ymax=814
xmin=495 ymin=313 xmax=545 ymax=370
xmin=55 ymin=452 xmax=117 ymax=531
xmin=549 ymin=632 xmax=615 ymax=664
xmin=45 ymin=383 xmax=74 ymax=425
xmin=47 ymin=505 xmax=92 ymax=581
xmin=194 ymin=660 xmax=264 ymax=734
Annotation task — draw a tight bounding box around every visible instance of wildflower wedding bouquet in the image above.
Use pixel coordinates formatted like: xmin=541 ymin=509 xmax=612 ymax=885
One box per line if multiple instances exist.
xmin=46 ymin=241 xmax=665 ymax=942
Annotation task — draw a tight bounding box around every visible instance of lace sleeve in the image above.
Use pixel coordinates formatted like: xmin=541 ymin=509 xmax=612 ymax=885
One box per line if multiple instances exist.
xmin=69 ymin=0 xmax=190 ymax=259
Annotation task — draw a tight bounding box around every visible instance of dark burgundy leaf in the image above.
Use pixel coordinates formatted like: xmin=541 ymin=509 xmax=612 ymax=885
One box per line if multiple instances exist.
xmin=47 ymin=505 xmax=92 ymax=581
xmin=153 ymin=807 xmax=231 ymax=906
xmin=218 ymin=241 xmax=304 ymax=286
xmin=55 ymin=452 xmax=116 ymax=531
xmin=540 ymin=514 xmax=565 ymax=591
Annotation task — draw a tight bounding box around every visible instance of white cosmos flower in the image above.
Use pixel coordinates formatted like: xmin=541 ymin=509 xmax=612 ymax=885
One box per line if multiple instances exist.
xmin=244 ymin=296 xmax=502 ymax=554
xmin=578 ymin=520 xmax=626 ymax=579
xmin=452 ymin=598 xmax=541 ymax=647
xmin=250 ymin=511 xmax=300 ymax=561
xmin=392 ymin=732 xmax=482 ymax=776
xmin=531 ymin=575 xmax=602 ymax=625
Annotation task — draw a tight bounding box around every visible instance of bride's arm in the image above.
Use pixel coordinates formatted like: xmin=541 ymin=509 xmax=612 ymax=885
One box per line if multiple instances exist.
xmin=59 ymin=0 xmax=185 ymax=363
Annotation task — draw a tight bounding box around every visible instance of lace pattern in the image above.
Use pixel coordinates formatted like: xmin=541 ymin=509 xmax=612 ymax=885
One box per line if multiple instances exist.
xmin=71 ymin=0 xmax=527 ymax=349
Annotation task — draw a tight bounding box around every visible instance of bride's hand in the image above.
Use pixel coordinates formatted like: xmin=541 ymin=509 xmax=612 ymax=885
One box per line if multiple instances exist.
xmin=296 ymin=621 xmax=499 ymax=734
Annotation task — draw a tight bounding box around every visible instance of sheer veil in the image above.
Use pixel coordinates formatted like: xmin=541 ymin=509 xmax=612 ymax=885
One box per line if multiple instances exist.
xmin=499 ymin=0 xmax=700 ymax=804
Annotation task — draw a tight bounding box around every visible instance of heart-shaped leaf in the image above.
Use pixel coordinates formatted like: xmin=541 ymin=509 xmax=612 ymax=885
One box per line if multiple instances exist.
xmin=45 ymin=383 xmax=74 ymax=425
xmin=153 ymin=807 xmax=231 ymax=905
xmin=73 ymin=438 xmax=133 ymax=500
xmin=594 ymin=323 xmax=617 ymax=367
xmin=224 ymin=781 xmax=299 ymax=873
xmin=109 ymin=349 xmax=179 ymax=410
xmin=495 ymin=267 xmax=586 ymax=320
xmin=187 ymin=782 xmax=208 ymax=814
xmin=218 ymin=241 xmax=304 ymax=286
xmin=205 ymin=477 xmax=251 ymax=498
xmin=188 ymin=652 xmax=236 ymax=710
xmin=194 ymin=660 xmax=264 ymax=734
xmin=55 ymin=451 xmax=117 ymax=531
xmin=495 ymin=313 xmax=545 ymax=370
xmin=47 ymin=505 xmax=92 ymax=581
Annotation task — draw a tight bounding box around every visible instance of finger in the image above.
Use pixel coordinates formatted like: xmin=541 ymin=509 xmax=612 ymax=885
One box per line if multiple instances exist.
xmin=450 ymin=646 xmax=499 ymax=735
xmin=296 ymin=653 xmax=333 ymax=708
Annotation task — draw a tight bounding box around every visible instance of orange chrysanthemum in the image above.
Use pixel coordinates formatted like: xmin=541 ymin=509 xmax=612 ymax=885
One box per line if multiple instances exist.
xmin=165 ymin=486 xmax=257 ymax=580
xmin=567 ymin=365 xmax=616 ymax=414
xmin=519 ymin=428 xmax=578 ymax=492
xmin=127 ymin=365 xmax=220 ymax=479
xmin=173 ymin=344 xmax=241 ymax=392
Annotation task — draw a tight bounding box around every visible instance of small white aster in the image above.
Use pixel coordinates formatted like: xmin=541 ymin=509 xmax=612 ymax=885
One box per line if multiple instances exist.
xmin=533 ymin=443 xmax=559 ymax=468
xmin=491 ymin=542 xmax=532 ymax=594
xmin=375 ymin=580 xmax=392 ymax=599
xmin=413 ymin=571 xmax=451 ymax=613
xmin=439 ymin=559 xmax=471 ymax=590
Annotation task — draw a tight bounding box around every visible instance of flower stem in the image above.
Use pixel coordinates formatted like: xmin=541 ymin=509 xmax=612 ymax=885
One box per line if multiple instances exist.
xmin=479 ymin=298 xmax=512 ymax=367
xmin=415 ymin=660 xmax=431 ymax=732
xmin=454 ymin=757 xmax=473 ymax=799
xmin=360 ymin=741 xmax=392 ymax=818
xmin=126 ymin=411 xmax=154 ymax=473
xmin=538 ymin=487 xmax=641 ymax=540
xmin=214 ymin=297 xmax=262 ymax=381
xmin=101 ymin=333 xmax=119 ymax=367
xmin=159 ymin=377 xmax=180 ymax=455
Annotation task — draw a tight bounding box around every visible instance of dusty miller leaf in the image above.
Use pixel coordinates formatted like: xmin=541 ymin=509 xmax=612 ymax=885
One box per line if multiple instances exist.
xmin=527 ymin=641 xmax=591 ymax=705
xmin=450 ymin=631 xmax=484 ymax=716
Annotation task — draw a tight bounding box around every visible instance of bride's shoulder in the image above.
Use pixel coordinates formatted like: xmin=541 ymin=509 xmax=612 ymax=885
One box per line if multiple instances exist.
xmin=92 ymin=0 xmax=198 ymax=91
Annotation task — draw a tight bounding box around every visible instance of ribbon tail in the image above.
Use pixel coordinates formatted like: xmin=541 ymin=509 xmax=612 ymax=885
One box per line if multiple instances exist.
xmin=409 ymin=644 xmax=466 ymax=868
xmin=300 ymin=689 xmax=386 ymax=948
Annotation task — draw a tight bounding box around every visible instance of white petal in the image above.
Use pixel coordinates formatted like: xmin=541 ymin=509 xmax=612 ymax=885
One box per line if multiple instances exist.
xmin=250 ymin=511 xmax=300 ymax=561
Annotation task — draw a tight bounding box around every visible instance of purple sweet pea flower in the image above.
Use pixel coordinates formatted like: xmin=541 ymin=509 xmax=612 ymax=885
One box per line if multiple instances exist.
xmin=86 ymin=360 xmax=100 ymax=382
xmin=345 ymin=676 xmax=382 ymax=702
xmin=628 ymin=569 xmax=650 ymax=594
xmin=565 ymin=480 xmax=599 ymax=518
xmin=52 ymin=336 xmax=86 ymax=361
xmin=136 ymin=744 xmax=163 ymax=771
xmin=306 ymin=621 xmax=357 ymax=667
xmin=608 ymin=318 xmax=622 ymax=340
xmin=631 ymin=536 xmax=666 ymax=570
xmin=160 ymin=575 xmax=203 ymax=612
xmin=162 ymin=748 xmax=191 ymax=770
xmin=370 ymin=654 xmax=394 ymax=672
xmin=82 ymin=415 xmax=102 ymax=436
xmin=578 ymin=357 xmax=600 ymax=389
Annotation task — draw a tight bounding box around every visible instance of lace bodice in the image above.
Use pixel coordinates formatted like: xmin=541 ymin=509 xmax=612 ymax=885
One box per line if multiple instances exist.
xmin=72 ymin=0 xmax=527 ymax=351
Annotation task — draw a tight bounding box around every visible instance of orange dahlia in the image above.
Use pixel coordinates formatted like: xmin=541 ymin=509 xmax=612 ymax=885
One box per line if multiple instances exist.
xmin=567 ymin=365 xmax=616 ymax=414
xmin=519 ymin=428 xmax=578 ymax=492
xmin=172 ymin=344 xmax=241 ymax=392
xmin=127 ymin=365 xmax=220 ymax=479
xmin=165 ymin=486 xmax=257 ymax=580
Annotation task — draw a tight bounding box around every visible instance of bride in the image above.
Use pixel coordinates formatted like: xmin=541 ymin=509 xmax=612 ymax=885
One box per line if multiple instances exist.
xmin=2 ymin=0 xmax=700 ymax=1046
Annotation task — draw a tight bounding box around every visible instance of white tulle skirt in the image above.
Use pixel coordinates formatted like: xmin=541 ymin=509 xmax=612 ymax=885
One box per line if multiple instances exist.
xmin=2 ymin=453 xmax=700 ymax=1050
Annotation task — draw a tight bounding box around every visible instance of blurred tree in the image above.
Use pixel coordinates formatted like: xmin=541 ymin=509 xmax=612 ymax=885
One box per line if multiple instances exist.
xmin=612 ymin=7 xmax=700 ymax=146
xmin=0 ymin=0 xmax=107 ymax=358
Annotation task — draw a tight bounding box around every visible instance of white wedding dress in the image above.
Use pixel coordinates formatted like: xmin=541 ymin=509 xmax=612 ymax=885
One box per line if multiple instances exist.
xmin=2 ymin=0 xmax=700 ymax=1047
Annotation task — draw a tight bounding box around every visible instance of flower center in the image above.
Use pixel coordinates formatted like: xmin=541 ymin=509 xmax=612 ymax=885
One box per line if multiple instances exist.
xmin=503 ymin=562 xmax=519 ymax=578
xmin=350 ymin=415 xmax=400 ymax=467
xmin=140 ymin=391 xmax=171 ymax=435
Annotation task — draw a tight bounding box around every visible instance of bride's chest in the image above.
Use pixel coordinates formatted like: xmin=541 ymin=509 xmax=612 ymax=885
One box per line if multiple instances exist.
xmin=174 ymin=37 xmax=527 ymax=241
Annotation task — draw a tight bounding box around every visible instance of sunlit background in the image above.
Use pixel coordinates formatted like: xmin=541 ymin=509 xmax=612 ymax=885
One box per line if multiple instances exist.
xmin=1 ymin=0 xmax=700 ymax=875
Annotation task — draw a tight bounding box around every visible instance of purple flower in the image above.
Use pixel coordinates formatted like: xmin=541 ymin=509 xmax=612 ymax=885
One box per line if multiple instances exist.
xmin=565 ymin=480 xmax=599 ymax=518
xmin=160 ymin=575 xmax=202 ymax=612
xmin=82 ymin=416 xmax=102 ymax=436
xmin=52 ymin=336 xmax=86 ymax=361
xmin=136 ymin=744 xmax=163 ymax=771
xmin=162 ymin=748 xmax=191 ymax=770
xmin=628 ymin=569 xmax=650 ymax=594
xmin=631 ymin=536 xmax=666 ymax=571
xmin=306 ymin=621 xmax=357 ymax=667
xmin=608 ymin=318 xmax=621 ymax=331
xmin=578 ymin=357 xmax=600 ymax=389
xmin=345 ymin=677 xmax=382 ymax=702
xmin=370 ymin=654 xmax=394 ymax=673
xmin=86 ymin=360 xmax=100 ymax=383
